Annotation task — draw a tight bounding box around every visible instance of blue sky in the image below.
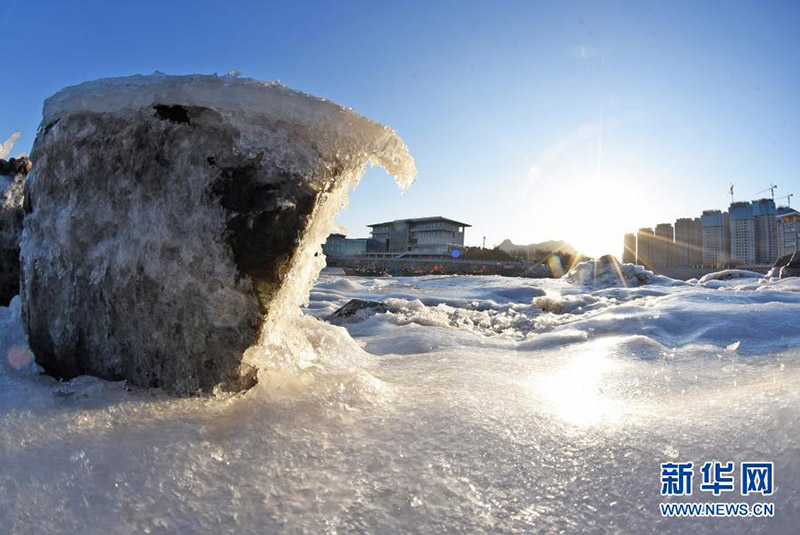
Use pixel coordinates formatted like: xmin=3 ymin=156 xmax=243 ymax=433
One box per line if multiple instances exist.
xmin=3 ymin=1 xmax=799 ymax=256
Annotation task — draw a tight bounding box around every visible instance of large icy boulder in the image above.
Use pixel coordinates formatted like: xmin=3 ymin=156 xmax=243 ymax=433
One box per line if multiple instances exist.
xmin=21 ymin=74 xmax=415 ymax=394
xmin=0 ymin=156 xmax=31 ymax=306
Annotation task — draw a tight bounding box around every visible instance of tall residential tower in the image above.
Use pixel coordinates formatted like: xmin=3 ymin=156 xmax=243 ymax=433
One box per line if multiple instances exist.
xmin=636 ymin=228 xmax=654 ymax=270
xmin=752 ymin=198 xmax=777 ymax=263
xmin=653 ymin=223 xmax=675 ymax=269
xmin=729 ymin=202 xmax=755 ymax=264
xmin=701 ymin=210 xmax=729 ymax=267
xmin=623 ymin=233 xmax=636 ymax=264
xmin=675 ymin=217 xmax=702 ymax=267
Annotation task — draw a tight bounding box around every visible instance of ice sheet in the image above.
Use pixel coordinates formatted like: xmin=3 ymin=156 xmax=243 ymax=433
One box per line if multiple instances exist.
xmin=1 ymin=271 xmax=799 ymax=532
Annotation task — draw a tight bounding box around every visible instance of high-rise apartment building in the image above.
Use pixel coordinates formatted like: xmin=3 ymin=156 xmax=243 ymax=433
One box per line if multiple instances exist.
xmin=636 ymin=228 xmax=654 ymax=269
xmin=626 ymin=197 xmax=787 ymax=268
xmin=673 ymin=218 xmax=691 ymax=267
xmin=752 ymin=198 xmax=777 ymax=263
xmin=653 ymin=223 xmax=674 ymax=269
xmin=675 ymin=217 xmax=702 ymax=267
xmin=689 ymin=217 xmax=703 ymax=266
xmin=622 ymin=233 xmax=636 ymax=264
xmin=701 ymin=210 xmax=728 ymax=266
xmin=729 ymin=202 xmax=755 ymax=264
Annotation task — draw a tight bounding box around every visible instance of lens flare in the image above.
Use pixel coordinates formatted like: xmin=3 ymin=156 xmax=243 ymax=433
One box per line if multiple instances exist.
xmin=546 ymin=255 xmax=564 ymax=277
xmin=7 ymin=345 xmax=33 ymax=369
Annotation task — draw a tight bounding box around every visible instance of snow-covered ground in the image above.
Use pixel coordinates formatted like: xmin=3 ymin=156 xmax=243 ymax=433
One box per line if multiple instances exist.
xmin=1 ymin=268 xmax=800 ymax=533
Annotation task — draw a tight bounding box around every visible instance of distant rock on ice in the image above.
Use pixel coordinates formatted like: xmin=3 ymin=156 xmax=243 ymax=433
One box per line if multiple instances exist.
xmin=564 ymin=255 xmax=678 ymax=288
xmin=20 ymin=73 xmax=415 ymax=394
xmin=329 ymin=299 xmax=393 ymax=323
xmin=0 ymin=156 xmax=31 ymax=306
xmin=697 ymin=269 xmax=764 ymax=284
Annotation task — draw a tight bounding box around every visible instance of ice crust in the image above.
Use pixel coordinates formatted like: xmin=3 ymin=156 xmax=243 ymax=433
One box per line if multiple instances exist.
xmin=21 ymin=73 xmax=415 ymax=393
xmin=40 ymin=73 xmax=416 ymax=188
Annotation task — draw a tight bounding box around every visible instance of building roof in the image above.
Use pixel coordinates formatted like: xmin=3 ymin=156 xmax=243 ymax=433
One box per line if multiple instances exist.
xmin=367 ymin=216 xmax=471 ymax=228
xmin=776 ymin=207 xmax=800 ymax=219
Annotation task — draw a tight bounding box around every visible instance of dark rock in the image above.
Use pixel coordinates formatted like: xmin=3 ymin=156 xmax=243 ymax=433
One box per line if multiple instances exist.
xmin=0 ymin=157 xmax=31 ymax=306
xmin=20 ymin=74 xmax=415 ymax=394
xmin=767 ymin=254 xmax=791 ymax=278
xmin=767 ymin=253 xmax=800 ymax=279
xmin=780 ymin=252 xmax=800 ymax=279
xmin=330 ymin=299 xmax=390 ymax=322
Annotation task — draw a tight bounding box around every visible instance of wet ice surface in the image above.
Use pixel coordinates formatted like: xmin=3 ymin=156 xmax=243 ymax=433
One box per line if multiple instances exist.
xmin=2 ymin=272 xmax=800 ymax=533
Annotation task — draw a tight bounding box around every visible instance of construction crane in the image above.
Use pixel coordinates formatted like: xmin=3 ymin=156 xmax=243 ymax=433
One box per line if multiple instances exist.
xmin=776 ymin=193 xmax=794 ymax=207
xmin=755 ymin=183 xmax=778 ymax=199
xmin=729 ymin=184 xmax=734 ymax=203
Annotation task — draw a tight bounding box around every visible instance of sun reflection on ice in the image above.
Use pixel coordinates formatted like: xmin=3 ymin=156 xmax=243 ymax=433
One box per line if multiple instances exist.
xmin=531 ymin=339 xmax=624 ymax=427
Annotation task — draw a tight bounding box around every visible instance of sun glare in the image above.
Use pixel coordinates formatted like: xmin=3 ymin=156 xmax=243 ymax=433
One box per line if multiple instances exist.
xmin=561 ymin=179 xmax=641 ymax=258
xmin=525 ymin=130 xmax=649 ymax=259
xmin=530 ymin=339 xmax=624 ymax=427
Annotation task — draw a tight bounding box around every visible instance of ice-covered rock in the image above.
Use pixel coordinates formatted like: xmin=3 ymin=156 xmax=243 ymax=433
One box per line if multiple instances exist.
xmin=20 ymin=73 xmax=415 ymax=394
xmin=781 ymin=252 xmax=800 ymax=279
xmin=0 ymin=156 xmax=31 ymax=306
xmin=767 ymin=252 xmax=800 ymax=279
xmin=564 ymin=255 xmax=678 ymax=288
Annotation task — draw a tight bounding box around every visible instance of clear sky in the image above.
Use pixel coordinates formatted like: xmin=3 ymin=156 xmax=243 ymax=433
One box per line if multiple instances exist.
xmin=3 ymin=0 xmax=800 ymax=257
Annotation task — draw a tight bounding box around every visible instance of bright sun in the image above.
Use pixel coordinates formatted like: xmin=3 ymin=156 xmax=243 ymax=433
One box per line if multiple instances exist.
xmin=523 ymin=131 xmax=653 ymax=259
xmin=564 ymin=180 xmax=641 ymax=258
xmin=527 ymin=167 xmax=646 ymax=259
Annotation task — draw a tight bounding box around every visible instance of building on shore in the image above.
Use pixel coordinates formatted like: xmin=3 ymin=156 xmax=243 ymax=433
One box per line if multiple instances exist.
xmin=322 ymin=233 xmax=384 ymax=258
xmin=324 ymin=216 xmax=470 ymax=259
xmin=752 ymin=198 xmax=778 ymax=263
xmin=674 ymin=217 xmax=702 ymax=268
xmin=367 ymin=216 xmax=470 ymax=257
xmin=622 ymin=233 xmax=636 ymax=264
xmin=636 ymin=227 xmax=654 ymax=270
xmin=701 ymin=210 xmax=729 ymax=267
xmin=653 ymin=223 xmax=674 ymax=270
xmin=777 ymin=207 xmax=800 ymax=258
xmin=729 ymin=201 xmax=756 ymax=264
xmin=322 ymin=233 xmax=347 ymax=257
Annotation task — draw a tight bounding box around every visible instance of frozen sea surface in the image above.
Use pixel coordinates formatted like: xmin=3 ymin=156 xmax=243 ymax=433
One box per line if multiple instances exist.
xmin=1 ymin=271 xmax=800 ymax=533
